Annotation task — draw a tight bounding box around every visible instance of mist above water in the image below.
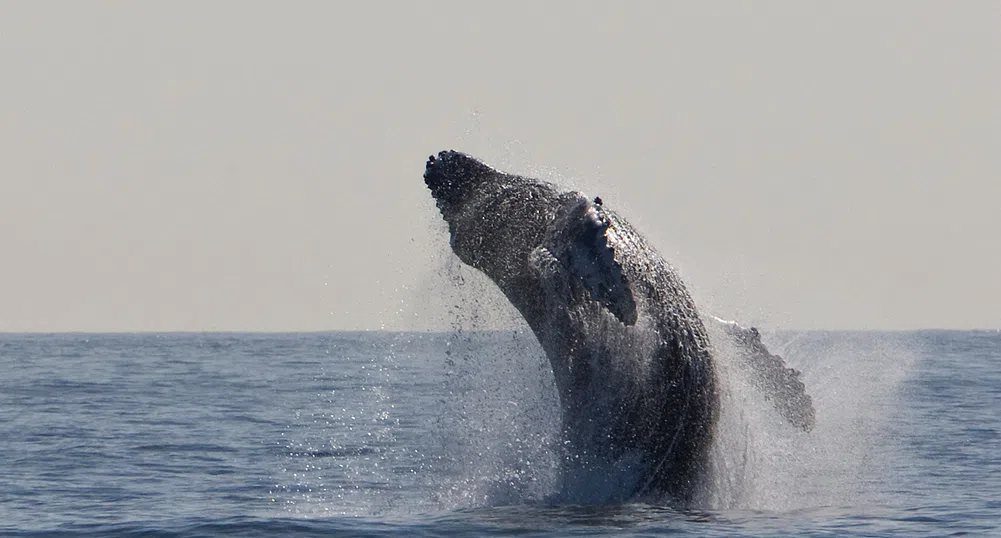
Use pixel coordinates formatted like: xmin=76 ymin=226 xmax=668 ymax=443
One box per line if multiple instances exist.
xmin=411 ymin=256 xmax=916 ymax=511
xmin=278 ymin=202 xmax=917 ymax=515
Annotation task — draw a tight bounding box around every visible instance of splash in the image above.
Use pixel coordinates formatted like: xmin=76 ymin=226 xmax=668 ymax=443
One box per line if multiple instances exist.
xmin=425 ymin=259 xmax=917 ymax=511
xmin=709 ymin=329 xmax=916 ymax=510
xmin=422 ymin=257 xmax=562 ymax=508
xmin=273 ymin=252 xmax=916 ymax=516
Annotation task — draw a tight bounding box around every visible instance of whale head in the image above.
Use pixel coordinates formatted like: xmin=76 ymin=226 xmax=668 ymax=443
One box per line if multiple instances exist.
xmin=423 ymin=149 xmax=568 ymax=293
xmin=423 ymin=150 xmax=498 ymax=220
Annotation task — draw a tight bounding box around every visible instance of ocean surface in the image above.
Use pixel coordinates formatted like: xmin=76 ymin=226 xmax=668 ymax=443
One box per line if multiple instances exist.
xmin=1 ymin=329 xmax=999 ymax=536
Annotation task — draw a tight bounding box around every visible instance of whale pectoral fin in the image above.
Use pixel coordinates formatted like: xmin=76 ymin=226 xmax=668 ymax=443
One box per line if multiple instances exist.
xmin=547 ymin=199 xmax=638 ymax=326
xmin=573 ymin=237 xmax=639 ymax=326
xmin=709 ymin=316 xmax=816 ymax=431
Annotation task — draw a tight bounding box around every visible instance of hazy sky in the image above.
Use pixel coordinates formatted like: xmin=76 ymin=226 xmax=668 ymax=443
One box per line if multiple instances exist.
xmin=1 ymin=2 xmax=998 ymax=332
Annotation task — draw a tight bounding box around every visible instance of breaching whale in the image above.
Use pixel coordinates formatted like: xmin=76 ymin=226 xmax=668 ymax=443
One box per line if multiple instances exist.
xmin=423 ymin=150 xmax=813 ymax=504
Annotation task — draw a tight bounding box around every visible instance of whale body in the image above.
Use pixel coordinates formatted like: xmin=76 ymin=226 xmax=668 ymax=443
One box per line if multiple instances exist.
xmin=423 ymin=150 xmax=813 ymax=504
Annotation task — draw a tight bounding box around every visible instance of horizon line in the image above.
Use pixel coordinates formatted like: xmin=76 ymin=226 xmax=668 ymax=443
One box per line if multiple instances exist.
xmin=1 ymin=327 xmax=997 ymax=336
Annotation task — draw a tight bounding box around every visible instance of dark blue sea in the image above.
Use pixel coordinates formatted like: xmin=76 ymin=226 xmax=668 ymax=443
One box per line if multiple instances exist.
xmin=1 ymin=329 xmax=998 ymax=536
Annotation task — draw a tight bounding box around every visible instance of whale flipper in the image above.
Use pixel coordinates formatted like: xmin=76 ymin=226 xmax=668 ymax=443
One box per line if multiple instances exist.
xmin=709 ymin=316 xmax=816 ymax=431
xmin=536 ymin=196 xmax=639 ymax=326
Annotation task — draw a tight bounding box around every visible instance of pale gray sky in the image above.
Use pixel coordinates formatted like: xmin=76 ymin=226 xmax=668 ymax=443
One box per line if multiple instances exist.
xmin=1 ymin=2 xmax=998 ymax=331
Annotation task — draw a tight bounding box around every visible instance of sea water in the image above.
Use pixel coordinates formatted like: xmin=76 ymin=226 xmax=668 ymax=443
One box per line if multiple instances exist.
xmin=1 ymin=329 xmax=998 ymax=536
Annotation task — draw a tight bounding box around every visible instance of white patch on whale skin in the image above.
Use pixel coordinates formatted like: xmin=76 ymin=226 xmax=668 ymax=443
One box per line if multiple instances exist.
xmin=574 ymin=206 xmax=618 ymax=297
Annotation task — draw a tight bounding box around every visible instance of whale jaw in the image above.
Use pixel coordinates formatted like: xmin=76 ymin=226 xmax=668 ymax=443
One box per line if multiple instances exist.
xmin=423 ymin=150 xmax=497 ymax=218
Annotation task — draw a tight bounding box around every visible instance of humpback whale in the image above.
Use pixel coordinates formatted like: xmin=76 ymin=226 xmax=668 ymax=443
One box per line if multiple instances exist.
xmin=423 ymin=150 xmax=813 ymax=504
